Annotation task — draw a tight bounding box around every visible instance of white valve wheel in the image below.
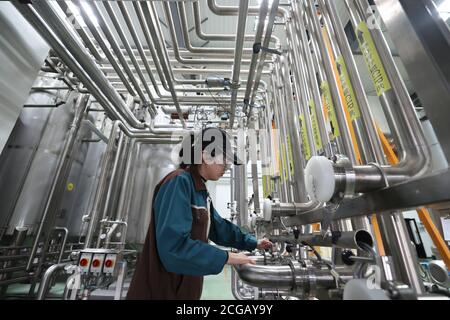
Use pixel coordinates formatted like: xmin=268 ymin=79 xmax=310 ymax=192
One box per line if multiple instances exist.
xmin=263 ymin=198 xmax=272 ymax=222
xmin=305 ymin=156 xmax=335 ymax=203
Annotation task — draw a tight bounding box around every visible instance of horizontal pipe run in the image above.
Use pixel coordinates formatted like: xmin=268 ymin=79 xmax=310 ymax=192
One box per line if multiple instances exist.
xmin=234 ymin=262 xmax=353 ymax=291
xmin=270 ymin=230 xmax=374 ymax=250
xmin=192 ymin=1 xmax=280 ymax=45
xmin=207 ymin=0 xmax=288 ymax=18
xmin=235 ymin=264 xmax=293 ymax=289
xmin=0 ymin=266 xmax=27 ymax=275
xmin=178 ymin=1 xmax=253 ymax=56
xmin=63 ymin=1 xmax=135 ymax=97
xmin=13 ymin=3 xmax=145 ymax=130
xmin=0 ymin=255 xmax=30 ymax=262
xmin=161 ymin=1 xmax=252 ymax=66
xmin=31 ymin=1 xmax=146 ymax=129
xmin=0 ymin=276 xmax=30 ymax=287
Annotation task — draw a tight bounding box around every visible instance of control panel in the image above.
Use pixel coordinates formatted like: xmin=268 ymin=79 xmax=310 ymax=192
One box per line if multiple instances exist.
xmin=77 ymin=249 xmax=119 ymax=275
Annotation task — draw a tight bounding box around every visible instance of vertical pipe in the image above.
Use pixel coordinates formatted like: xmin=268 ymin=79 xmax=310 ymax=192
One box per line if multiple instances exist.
xmin=249 ymin=0 xmax=281 ymax=109
xmin=84 ymin=121 xmax=121 ymax=248
xmin=236 ymin=129 xmax=249 ymax=228
xmin=344 ymin=0 xmax=430 ymax=176
xmin=229 ymin=0 xmax=250 ymax=128
xmin=248 ymin=119 xmax=261 ymax=214
xmin=279 ymin=56 xmax=309 ymax=203
xmin=291 ymin=0 xmax=332 ymax=156
xmin=244 ymin=0 xmax=269 ymax=108
xmin=384 ymin=211 xmax=425 ymax=294
xmin=230 ymin=166 xmax=235 ymax=219
xmin=270 ymin=74 xmax=288 ymax=202
xmin=285 ymin=20 xmax=317 ymax=160
xmin=304 ymin=0 xmax=357 ymax=163
xmin=149 ymin=1 xmax=187 ymax=128
xmin=323 ymin=0 xmax=385 ymax=163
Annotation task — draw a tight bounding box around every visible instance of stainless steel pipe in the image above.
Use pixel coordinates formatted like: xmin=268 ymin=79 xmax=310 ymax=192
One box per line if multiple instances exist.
xmin=228 ymin=0 xmax=250 ymax=128
xmin=270 ymin=230 xmax=374 ymax=250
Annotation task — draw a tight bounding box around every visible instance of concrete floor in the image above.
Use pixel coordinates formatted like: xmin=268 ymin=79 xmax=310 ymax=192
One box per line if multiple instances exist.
xmin=201 ymin=265 xmax=234 ymax=300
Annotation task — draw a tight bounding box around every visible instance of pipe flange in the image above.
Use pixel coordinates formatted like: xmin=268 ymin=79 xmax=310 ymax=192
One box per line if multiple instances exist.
xmin=289 ymin=260 xmax=312 ymax=299
xmin=333 ymin=155 xmax=356 ymax=199
xmin=302 ymin=259 xmax=316 ymax=299
xmin=267 ymin=198 xmax=281 ymax=219
xmin=287 ymin=260 xmax=299 ymax=292
xmin=229 ymin=82 xmax=241 ymax=90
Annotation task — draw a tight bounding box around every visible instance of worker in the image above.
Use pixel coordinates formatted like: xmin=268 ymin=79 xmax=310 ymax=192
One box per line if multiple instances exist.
xmin=127 ymin=127 xmax=272 ymax=300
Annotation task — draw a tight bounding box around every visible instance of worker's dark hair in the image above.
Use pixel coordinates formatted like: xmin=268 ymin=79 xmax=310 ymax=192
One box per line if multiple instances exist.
xmin=179 ymin=127 xmax=237 ymax=168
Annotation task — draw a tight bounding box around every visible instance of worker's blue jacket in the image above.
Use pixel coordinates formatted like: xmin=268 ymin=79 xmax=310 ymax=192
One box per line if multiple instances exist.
xmin=127 ymin=166 xmax=257 ymax=300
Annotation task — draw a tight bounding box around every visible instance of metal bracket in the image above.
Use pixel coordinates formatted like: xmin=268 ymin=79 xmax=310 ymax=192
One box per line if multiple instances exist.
xmin=253 ymin=42 xmax=282 ymax=56
xmin=333 ymin=155 xmax=356 ymax=199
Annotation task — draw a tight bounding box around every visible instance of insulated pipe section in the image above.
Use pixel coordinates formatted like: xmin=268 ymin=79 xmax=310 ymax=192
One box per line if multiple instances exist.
xmin=270 ymin=230 xmax=374 ymax=250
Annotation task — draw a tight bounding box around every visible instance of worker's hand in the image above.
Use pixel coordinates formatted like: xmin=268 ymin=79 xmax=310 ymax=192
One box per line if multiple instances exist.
xmin=226 ymin=252 xmax=256 ymax=265
xmin=257 ymin=238 xmax=273 ymax=250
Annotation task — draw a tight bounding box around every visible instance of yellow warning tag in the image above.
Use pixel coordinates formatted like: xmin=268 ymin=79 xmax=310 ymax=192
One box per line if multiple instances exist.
xmin=356 ymin=22 xmax=392 ymax=97
xmin=286 ymin=135 xmax=295 ymax=176
xmin=67 ymin=183 xmax=74 ymax=191
xmin=309 ymin=99 xmax=323 ymax=151
xmin=275 ymin=147 xmax=281 ymax=178
xmin=281 ymin=142 xmax=288 ymax=182
xmin=321 ymin=81 xmax=340 ymax=140
xmin=262 ymin=175 xmax=268 ymax=198
xmin=299 ymin=114 xmax=312 ymax=161
xmin=336 ymin=56 xmax=361 ymax=121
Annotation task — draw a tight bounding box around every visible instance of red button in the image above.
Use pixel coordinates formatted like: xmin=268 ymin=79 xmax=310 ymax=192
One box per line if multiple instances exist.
xmin=92 ymin=259 xmax=100 ymax=268
xmin=79 ymin=258 xmax=88 ymax=267
xmin=105 ymin=260 xmax=113 ymax=268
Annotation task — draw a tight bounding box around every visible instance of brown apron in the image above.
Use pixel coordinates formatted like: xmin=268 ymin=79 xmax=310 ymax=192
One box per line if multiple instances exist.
xmin=126 ymin=168 xmax=209 ymax=300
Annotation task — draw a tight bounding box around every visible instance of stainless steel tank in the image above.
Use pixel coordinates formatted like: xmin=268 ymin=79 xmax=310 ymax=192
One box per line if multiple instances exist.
xmin=55 ymin=116 xmax=105 ymax=237
xmin=0 ymin=92 xmax=89 ymax=236
xmin=0 ymin=97 xmax=52 ymax=237
xmin=126 ymin=144 xmax=178 ymax=244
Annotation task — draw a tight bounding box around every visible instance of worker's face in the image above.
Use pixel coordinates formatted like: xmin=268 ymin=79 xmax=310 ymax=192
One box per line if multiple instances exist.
xmin=202 ymin=151 xmax=230 ymax=181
